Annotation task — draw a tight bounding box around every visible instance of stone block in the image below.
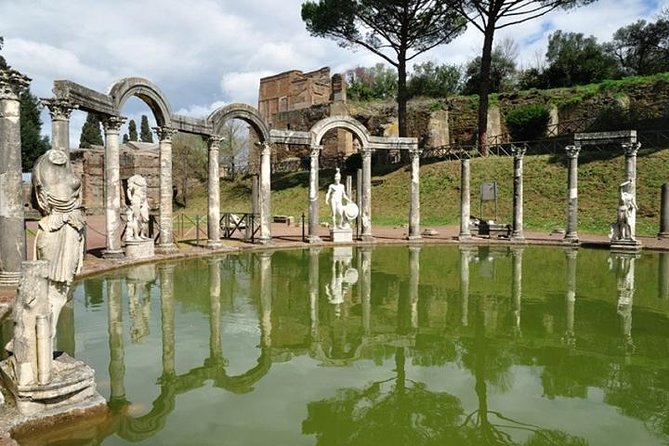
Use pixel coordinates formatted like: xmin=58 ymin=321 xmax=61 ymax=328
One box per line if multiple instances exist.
xmin=125 ymin=239 xmax=155 ymax=259
xmin=331 ymin=227 xmax=353 ymax=243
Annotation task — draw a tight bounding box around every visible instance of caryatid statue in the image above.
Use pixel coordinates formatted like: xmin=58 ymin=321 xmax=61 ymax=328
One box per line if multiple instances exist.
xmin=126 ymin=174 xmax=150 ymax=241
xmin=31 ymin=149 xmax=86 ymax=342
xmin=325 ymin=168 xmax=358 ymax=230
xmin=610 ymin=180 xmax=637 ymax=242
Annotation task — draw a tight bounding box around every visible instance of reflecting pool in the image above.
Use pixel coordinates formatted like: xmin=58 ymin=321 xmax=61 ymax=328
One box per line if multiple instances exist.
xmin=11 ymin=245 xmax=669 ymax=445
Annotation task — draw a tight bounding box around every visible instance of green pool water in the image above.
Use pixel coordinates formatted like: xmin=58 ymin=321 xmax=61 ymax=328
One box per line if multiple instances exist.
xmin=13 ymin=245 xmax=669 ymax=445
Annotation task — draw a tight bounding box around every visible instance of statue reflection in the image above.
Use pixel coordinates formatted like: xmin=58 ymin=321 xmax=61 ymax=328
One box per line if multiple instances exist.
xmin=126 ymin=265 xmax=156 ymax=344
xmin=610 ymin=253 xmax=638 ymax=356
xmin=325 ymin=247 xmax=358 ymax=318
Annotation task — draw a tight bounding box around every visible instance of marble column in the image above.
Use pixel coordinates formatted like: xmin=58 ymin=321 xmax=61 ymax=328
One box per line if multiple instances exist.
xmin=511 ymin=247 xmax=524 ymax=334
xmin=107 ymin=277 xmax=128 ymax=409
xmin=309 ymin=248 xmax=320 ymax=342
xmin=360 ymin=148 xmax=373 ymax=242
xmin=159 ymin=263 xmax=176 ymax=377
xmin=43 ymin=98 xmax=76 ymax=152
xmin=207 ymin=136 xmax=223 ymax=249
xmin=361 ymin=247 xmax=372 ymax=335
xmin=259 ymin=252 xmax=273 ymax=348
xmin=458 ymin=157 xmax=472 ymax=240
xmin=308 ymin=146 xmax=322 ymax=243
xmin=459 ymin=246 xmax=475 ymax=327
xmin=102 ymin=116 xmax=126 ymax=259
xmin=622 ymin=142 xmax=640 ymax=194
xmin=0 ymin=69 xmax=30 ymax=287
xmin=511 ymin=146 xmax=527 ymax=241
xmin=208 ymin=258 xmax=222 ymax=361
xmin=407 ymin=148 xmax=422 ymax=240
xmin=257 ymin=142 xmax=272 ymax=244
xmin=564 ymin=145 xmax=581 ymax=243
xmin=155 ymin=126 xmax=178 ymax=254
xmin=659 ymin=183 xmax=669 ymax=239
xmin=563 ymin=248 xmax=578 ymax=347
xmin=409 ymin=246 xmax=420 ymax=330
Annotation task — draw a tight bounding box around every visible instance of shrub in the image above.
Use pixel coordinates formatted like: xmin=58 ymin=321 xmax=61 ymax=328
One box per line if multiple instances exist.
xmin=505 ymin=104 xmax=550 ymax=141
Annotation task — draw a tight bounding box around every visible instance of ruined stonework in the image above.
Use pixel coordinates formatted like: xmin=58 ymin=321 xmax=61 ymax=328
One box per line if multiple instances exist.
xmin=70 ymin=142 xmax=160 ymax=214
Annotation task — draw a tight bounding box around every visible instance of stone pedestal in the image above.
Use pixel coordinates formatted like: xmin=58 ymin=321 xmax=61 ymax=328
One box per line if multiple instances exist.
xmin=125 ymin=239 xmax=155 ymax=259
xmin=0 ymin=353 xmax=104 ymax=417
xmin=610 ymin=239 xmax=642 ymax=253
xmin=330 ymin=227 xmax=353 ymax=243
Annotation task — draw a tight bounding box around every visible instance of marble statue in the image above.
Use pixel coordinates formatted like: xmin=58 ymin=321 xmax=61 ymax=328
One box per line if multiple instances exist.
xmin=126 ymin=174 xmax=150 ymax=241
xmin=326 ymin=168 xmax=357 ymax=229
xmin=610 ymin=180 xmax=637 ymax=241
xmin=31 ymin=149 xmax=86 ymax=342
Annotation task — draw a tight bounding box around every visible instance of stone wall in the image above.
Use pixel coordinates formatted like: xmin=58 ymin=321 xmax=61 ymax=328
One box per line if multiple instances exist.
xmin=70 ymin=142 xmax=160 ymax=215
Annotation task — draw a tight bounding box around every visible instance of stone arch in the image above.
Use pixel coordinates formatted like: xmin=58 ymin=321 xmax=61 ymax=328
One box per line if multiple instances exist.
xmin=208 ymin=103 xmax=271 ymax=142
xmin=310 ymin=116 xmax=370 ymax=148
xmin=108 ymin=77 xmax=173 ymax=127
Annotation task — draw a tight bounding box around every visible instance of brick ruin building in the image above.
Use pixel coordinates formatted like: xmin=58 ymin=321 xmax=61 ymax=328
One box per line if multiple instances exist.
xmin=253 ymin=67 xmax=355 ymax=168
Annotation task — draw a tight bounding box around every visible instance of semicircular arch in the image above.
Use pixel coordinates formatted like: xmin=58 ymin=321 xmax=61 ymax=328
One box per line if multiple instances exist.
xmin=108 ymin=77 xmax=173 ymax=127
xmin=209 ymin=103 xmax=271 ymax=142
xmin=310 ymin=116 xmax=370 ymax=148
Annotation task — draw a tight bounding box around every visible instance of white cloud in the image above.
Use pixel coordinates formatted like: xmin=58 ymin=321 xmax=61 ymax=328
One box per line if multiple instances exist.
xmin=220 ymin=71 xmax=275 ymax=105
xmin=176 ymin=101 xmax=229 ymax=118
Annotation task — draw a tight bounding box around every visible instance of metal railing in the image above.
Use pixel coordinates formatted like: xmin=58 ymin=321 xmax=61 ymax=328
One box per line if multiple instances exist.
xmin=220 ymin=212 xmax=259 ymax=242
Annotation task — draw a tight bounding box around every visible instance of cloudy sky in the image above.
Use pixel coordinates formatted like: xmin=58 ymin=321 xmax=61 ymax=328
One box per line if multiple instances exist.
xmin=0 ymin=0 xmax=665 ymax=143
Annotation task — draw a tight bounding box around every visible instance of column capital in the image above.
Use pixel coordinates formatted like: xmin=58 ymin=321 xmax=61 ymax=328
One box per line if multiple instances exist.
xmin=0 ymin=69 xmax=31 ymax=100
xmin=309 ymin=145 xmax=322 ymax=157
xmin=511 ymin=145 xmax=527 ymax=159
xmin=102 ymin=115 xmax=126 ymax=133
xmin=207 ymin=135 xmax=224 ymax=149
xmin=42 ymin=98 xmax=78 ymax=120
xmin=565 ymin=145 xmax=580 ymax=159
xmin=361 ymin=148 xmax=372 ymax=159
xmin=622 ymin=142 xmax=641 ymax=157
xmin=408 ymin=147 xmax=422 ymax=159
xmin=153 ymin=126 xmax=178 ymax=142
xmin=255 ymin=141 xmax=272 ymax=155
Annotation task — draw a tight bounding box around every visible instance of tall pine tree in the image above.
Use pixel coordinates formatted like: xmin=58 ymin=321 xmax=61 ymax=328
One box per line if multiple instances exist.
xmin=20 ymin=89 xmax=51 ymax=170
xmin=139 ymin=115 xmax=153 ymax=143
xmin=79 ymin=113 xmax=103 ymax=148
xmin=128 ymin=119 xmax=138 ymax=141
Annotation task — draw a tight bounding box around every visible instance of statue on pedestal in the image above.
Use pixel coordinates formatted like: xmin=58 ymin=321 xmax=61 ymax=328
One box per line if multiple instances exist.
xmin=610 ymin=180 xmax=637 ymax=242
xmin=326 ymin=168 xmax=358 ymax=230
xmin=126 ymin=174 xmax=150 ymax=241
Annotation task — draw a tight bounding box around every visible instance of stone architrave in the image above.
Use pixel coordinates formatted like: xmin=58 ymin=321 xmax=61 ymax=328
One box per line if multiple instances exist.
xmin=360 ymin=148 xmax=374 ymax=242
xmin=564 ymin=145 xmax=581 ymax=243
xmin=102 ymin=116 xmax=126 ymax=259
xmin=511 ymin=145 xmax=527 ymax=241
xmin=407 ymin=148 xmax=421 ymax=240
xmin=207 ymin=136 xmax=224 ymax=249
xmin=0 ymin=68 xmax=30 ymax=287
xmin=308 ymin=146 xmax=322 ymax=243
xmin=155 ymin=126 xmax=178 ymax=254
xmin=43 ymin=98 xmax=77 ymax=152
xmin=257 ymin=142 xmax=272 ymax=244
xmin=458 ymin=157 xmax=472 ymax=240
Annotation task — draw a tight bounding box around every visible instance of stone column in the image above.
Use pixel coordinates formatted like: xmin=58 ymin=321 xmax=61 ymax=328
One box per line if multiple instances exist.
xmin=408 ymin=148 xmax=421 ymax=240
xmin=208 ymin=258 xmax=222 ymax=361
xmin=511 ymin=146 xmax=527 ymax=241
xmin=43 ymin=98 xmax=76 ymax=152
xmin=564 ymin=145 xmax=581 ymax=243
xmin=458 ymin=157 xmax=472 ymax=240
xmin=308 ymin=146 xmax=322 ymax=243
xmin=622 ymin=142 xmax=640 ymax=194
xmin=155 ymin=126 xmax=178 ymax=254
xmin=511 ymin=247 xmax=524 ymax=334
xmin=659 ymin=183 xmax=669 ymax=239
xmin=259 ymin=252 xmax=273 ymax=348
xmin=0 ymin=70 xmax=30 ymax=287
xmin=564 ymin=248 xmax=578 ymax=347
xmin=107 ymin=277 xmax=128 ymax=408
xmin=207 ymin=136 xmax=223 ymax=249
xmin=361 ymin=247 xmax=372 ymax=335
xmin=309 ymin=248 xmax=320 ymax=343
xmin=102 ymin=116 xmax=126 ymax=259
xmin=159 ymin=263 xmax=176 ymax=377
xmin=409 ymin=246 xmax=420 ymax=330
xmin=257 ymin=142 xmax=272 ymax=244
xmin=360 ymin=148 xmax=374 ymax=242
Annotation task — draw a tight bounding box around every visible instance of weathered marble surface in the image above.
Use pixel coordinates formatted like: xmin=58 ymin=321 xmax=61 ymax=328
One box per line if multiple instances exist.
xmin=125 ymin=174 xmax=150 ymax=241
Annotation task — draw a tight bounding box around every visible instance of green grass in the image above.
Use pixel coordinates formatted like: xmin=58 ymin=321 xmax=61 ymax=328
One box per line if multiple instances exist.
xmin=182 ymin=148 xmax=669 ymax=236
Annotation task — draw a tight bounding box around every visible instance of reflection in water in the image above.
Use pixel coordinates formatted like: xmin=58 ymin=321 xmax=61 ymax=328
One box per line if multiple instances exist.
xmin=22 ymin=246 xmax=669 ymax=445
xmin=126 ymin=265 xmax=156 ymax=344
xmin=660 ymin=252 xmax=669 ymax=300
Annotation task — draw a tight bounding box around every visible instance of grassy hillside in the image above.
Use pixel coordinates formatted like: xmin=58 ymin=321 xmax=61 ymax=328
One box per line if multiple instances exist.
xmin=184 ymin=147 xmax=669 ymax=236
